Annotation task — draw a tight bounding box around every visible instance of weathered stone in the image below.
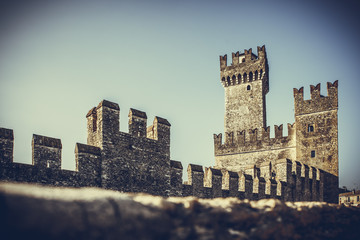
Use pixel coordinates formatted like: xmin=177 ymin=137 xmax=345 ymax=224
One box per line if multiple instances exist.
xmin=0 ymin=45 xmax=339 ymax=203
xmin=214 ymin=46 xmax=339 ymax=203
xmin=1 ymin=182 xmax=359 ymax=240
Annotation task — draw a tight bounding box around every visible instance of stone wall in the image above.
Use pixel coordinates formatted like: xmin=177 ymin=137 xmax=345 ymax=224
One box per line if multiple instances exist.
xmin=0 ymin=99 xmax=331 ymax=202
xmin=214 ymin=45 xmax=339 ymax=203
xmin=294 ymin=81 xmax=339 ymax=177
xmin=214 ymin=124 xmax=296 ymax=172
xmin=0 ymin=100 xmax=176 ymax=197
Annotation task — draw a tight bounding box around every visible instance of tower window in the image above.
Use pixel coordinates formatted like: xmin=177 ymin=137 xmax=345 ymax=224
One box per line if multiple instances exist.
xmin=311 ymin=150 xmax=315 ymax=158
xmin=308 ymin=124 xmax=314 ymax=132
xmin=227 ymin=76 xmax=231 ymax=86
xmin=249 ymin=72 xmax=253 ymax=82
xmin=247 ymin=85 xmax=251 ymax=90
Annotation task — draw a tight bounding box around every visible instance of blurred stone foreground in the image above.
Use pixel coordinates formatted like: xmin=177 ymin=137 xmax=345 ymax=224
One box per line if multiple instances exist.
xmin=0 ymin=182 xmax=359 ymax=240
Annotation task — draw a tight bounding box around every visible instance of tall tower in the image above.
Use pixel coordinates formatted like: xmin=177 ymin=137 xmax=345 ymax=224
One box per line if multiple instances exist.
xmin=220 ymin=45 xmax=269 ymax=134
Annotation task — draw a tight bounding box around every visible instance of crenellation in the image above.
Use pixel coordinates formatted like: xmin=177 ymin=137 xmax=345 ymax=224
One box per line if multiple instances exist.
xmin=257 ymin=177 xmax=266 ymax=199
xmin=204 ymin=167 xmax=223 ymax=198
xmin=187 ymin=164 xmax=204 ymax=198
xmin=239 ymin=172 xmax=253 ymax=199
xmin=249 ymin=129 xmax=258 ymax=142
xmin=274 ymin=124 xmax=283 ymax=139
xmin=32 ymin=134 xmax=62 ymax=169
xmin=75 ymin=143 xmax=101 ymax=187
xmin=128 ymin=108 xmax=147 ymax=137
xmin=0 ymin=128 xmax=14 ymax=164
xmin=294 ymin=81 xmax=338 ymax=116
xmin=275 ymin=159 xmax=292 ymax=183
xmin=220 ymin=54 xmax=227 ymax=70
xmin=262 ymin=126 xmax=270 ymax=141
xmin=310 ymin=83 xmax=321 ymax=99
xmin=259 ymin=161 xmax=272 ymax=179
xmin=293 ymin=161 xmax=302 ymax=201
xmin=227 ymin=171 xmax=240 ymax=197
xmin=170 ymin=160 xmax=183 ymax=197
xmin=0 ymin=45 xmax=338 ymax=203
xmin=232 ymin=51 xmax=240 ymax=65
xmin=266 ymin=178 xmax=277 ymax=198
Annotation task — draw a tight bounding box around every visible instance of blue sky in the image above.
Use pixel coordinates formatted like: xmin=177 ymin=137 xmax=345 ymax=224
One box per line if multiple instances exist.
xmin=0 ymin=0 xmax=359 ymax=189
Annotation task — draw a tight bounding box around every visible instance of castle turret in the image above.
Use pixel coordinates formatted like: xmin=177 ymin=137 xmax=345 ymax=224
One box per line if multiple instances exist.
xmin=220 ymin=45 xmax=269 ymax=135
xmin=293 ymin=81 xmax=338 ymax=176
xmin=294 ymin=81 xmax=339 ymax=203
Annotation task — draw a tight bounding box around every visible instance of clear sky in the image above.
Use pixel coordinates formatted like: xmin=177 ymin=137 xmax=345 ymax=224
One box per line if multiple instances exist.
xmin=0 ymin=0 xmax=359 ymax=189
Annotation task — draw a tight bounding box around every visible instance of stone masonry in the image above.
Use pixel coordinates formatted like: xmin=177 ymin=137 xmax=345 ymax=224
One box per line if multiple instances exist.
xmin=214 ymin=45 xmax=339 ymax=203
xmin=0 ymin=45 xmax=339 ymax=202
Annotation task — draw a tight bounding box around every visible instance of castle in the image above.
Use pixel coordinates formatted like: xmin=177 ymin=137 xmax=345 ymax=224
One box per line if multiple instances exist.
xmin=0 ymin=45 xmax=339 ymax=203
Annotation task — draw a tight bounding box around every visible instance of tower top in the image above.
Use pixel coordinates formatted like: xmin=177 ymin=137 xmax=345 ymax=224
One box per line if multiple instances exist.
xmin=219 ymin=45 xmax=269 ymax=94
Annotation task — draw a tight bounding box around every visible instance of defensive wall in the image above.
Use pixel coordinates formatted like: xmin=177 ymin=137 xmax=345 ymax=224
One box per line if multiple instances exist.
xmin=0 ymin=45 xmax=339 ymax=203
xmin=1 ymin=100 xmax=324 ymax=201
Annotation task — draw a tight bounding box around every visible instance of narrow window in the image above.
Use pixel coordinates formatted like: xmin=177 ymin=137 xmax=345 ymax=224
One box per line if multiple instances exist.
xmin=232 ymin=75 xmax=236 ymax=84
xmin=249 ymin=72 xmax=253 ymax=82
xmin=47 ymin=161 xmax=50 ymax=168
xmin=243 ymin=73 xmax=247 ymax=83
xmin=255 ymin=70 xmax=258 ymax=80
xmin=357 ymin=196 xmax=359 ymax=202
xmin=227 ymin=76 xmax=231 ymax=86
xmin=247 ymin=85 xmax=251 ymax=90
xmin=237 ymin=74 xmax=242 ymax=83
xmin=308 ymin=124 xmax=314 ymax=132
xmin=311 ymin=150 xmax=315 ymax=158
xmin=260 ymin=69 xmax=263 ymax=79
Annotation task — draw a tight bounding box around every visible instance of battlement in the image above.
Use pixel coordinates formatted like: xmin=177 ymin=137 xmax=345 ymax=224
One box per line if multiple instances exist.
xmin=86 ymin=99 xmax=171 ymax=149
xmin=294 ymin=81 xmax=338 ymax=115
xmin=0 ymin=47 xmax=339 ymax=203
xmin=214 ymin=123 xmax=296 ymax=155
xmin=182 ymin=159 xmax=323 ymax=201
xmin=219 ymin=45 xmax=269 ymax=93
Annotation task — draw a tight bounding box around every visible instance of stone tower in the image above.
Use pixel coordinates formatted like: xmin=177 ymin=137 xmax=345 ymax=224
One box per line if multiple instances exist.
xmin=293 ymin=81 xmax=339 ymax=177
xmin=220 ymin=45 xmax=269 ymax=134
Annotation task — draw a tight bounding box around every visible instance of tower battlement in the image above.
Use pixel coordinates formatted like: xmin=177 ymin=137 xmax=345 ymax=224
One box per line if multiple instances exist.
xmin=219 ymin=45 xmax=269 ymax=94
xmin=293 ymin=80 xmax=338 ymax=116
xmin=215 ymin=46 xmax=339 ymax=203
xmin=214 ymin=123 xmax=296 ymax=157
xmin=0 ymin=46 xmax=339 ymax=203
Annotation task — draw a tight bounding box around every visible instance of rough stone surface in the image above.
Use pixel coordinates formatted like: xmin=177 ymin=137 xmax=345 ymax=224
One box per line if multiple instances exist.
xmin=215 ymin=46 xmax=339 ymax=203
xmin=1 ymin=182 xmax=359 ymax=240
xmin=0 ymin=45 xmax=339 ymax=203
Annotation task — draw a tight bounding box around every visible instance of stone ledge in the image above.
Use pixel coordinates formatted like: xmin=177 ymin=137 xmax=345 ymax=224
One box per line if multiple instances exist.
xmin=32 ymin=134 xmax=62 ymax=148
xmin=0 ymin=182 xmax=359 ymax=240
xmin=75 ymin=143 xmax=101 ymax=156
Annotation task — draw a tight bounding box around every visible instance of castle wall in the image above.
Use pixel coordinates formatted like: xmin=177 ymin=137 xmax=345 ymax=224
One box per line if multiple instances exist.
xmin=86 ymin=100 xmax=172 ymax=196
xmin=0 ymin=46 xmax=339 ymax=203
xmin=214 ymin=124 xmax=296 ymax=172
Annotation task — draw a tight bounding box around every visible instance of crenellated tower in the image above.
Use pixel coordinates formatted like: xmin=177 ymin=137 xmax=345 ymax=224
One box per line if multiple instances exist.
xmin=220 ymin=45 xmax=269 ymax=134
xmin=293 ymin=81 xmax=338 ymax=177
